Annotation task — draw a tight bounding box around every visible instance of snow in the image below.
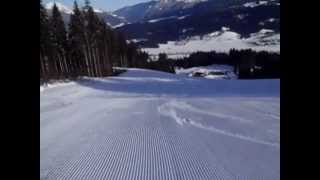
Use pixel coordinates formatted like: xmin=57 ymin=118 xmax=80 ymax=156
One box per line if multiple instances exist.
xmin=113 ymin=23 xmax=126 ymax=28
xmin=175 ymin=65 xmax=237 ymax=79
xmin=143 ymin=27 xmax=280 ymax=58
xmin=177 ymin=15 xmax=190 ymax=20
xmin=248 ymin=29 xmax=280 ymax=46
xmin=40 ymin=80 xmax=76 ymax=93
xmin=110 ymin=13 xmax=118 ymax=17
xmin=45 ymin=2 xmax=73 ymax=14
xmin=208 ymin=31 xmax=220 ymax=37
xmin=110 ymin=13 xmax=126 ymax=20
xmin=182 ymin=28 xmax=194 ymax=33
xmin=243 ymin=1 xmax=268 ymax=8
xmin=148 ymin=16 xmax=177 ymax=23
xmin=173 ymin=0 xmax=208 ymax=3
xmin=46 ymin=2 xmax=105 ymax=14
xmin=221 ymin=26 xmax=230 ymax=32
xmin=259 ymin=18 xmax=278 ymax=26
xmin=268 ymin=18 xmax=276 ymax=22
xmin=235 ymin=14 xmax=248 ymax=20
xmin=129 ymin=38 xmax=149 ymax=43
xmin=41 ymin=68 xmax=279 ymax=180
xmin=258 ymin=29 xmax=274 ymax=34
xmin=94 ymin=9 xmax=103 ymax=13
xmin=147 ymin=15 xmax=190 ymax=23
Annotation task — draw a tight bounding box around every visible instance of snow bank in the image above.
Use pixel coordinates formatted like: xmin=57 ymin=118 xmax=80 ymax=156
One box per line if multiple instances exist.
xmin=40 ymin=80 xmax=76 ymax=93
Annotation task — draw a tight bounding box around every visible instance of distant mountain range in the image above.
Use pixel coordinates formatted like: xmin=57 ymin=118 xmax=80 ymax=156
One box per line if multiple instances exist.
xmin=45 ymin=0 xmax=280 ymax=50
xmin=114 ymin=0 xmax=280 ymax=48
xmin=114 ymin=0 xmax=239 ymax=23
xmin=45 ymin=2 xmax=127 ymax=27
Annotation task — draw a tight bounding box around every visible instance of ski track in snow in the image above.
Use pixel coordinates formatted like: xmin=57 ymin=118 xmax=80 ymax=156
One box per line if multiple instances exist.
xmin=158 ymin=100 xmax=279 ymax=148
xmin=41 ymin=68 xmax=280 ymax=180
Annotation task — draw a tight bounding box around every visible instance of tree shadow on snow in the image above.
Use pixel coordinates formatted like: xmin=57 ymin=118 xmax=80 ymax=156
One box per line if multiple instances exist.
xmin=76 ymin=77 xmax=280 ymax=98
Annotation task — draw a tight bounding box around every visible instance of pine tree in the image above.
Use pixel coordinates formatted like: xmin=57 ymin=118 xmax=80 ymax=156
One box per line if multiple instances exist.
xmin=40 ymin=0 xmax=53 ymax=81
xmin=115 ymin=33 xmax=128 ymax=67
xmin=81 ymin=1 xmax=95 ymax=76
xmin=84 ymin=0 xmax=91 ymax=10
xmin=97 ymin=19 xmax=113 ymax=76
xmin=49 ymin=3 xmax=69 ymax=78
xmin=69 ymin=1 xmax=87 ymax=77
xmin=86 ymin=6 xmax=101 ymax=76
xmin=41 ymin=0 xmax=151 ymax=82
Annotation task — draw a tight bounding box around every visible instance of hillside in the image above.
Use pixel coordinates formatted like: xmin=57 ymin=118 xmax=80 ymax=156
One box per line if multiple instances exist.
xmin=115 ymin=0 xmax=280 ymax=49
xmin=41 ymin=68 xmax=279 ymax=180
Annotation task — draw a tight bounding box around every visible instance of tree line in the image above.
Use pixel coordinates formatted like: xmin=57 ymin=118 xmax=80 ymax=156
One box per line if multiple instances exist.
xmin=159 ymin=49 xmax=280 ymax=79
xmin=40 ymin=0 xmax=149 ymax=83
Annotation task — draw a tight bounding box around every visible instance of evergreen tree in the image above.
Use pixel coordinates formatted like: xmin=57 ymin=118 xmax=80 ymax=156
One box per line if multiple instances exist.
xmin=40 ymin=0 xmax=151 ymax=82
xmin=119 ymin=33 xmax=129 ymax=67
xmin=158 ymin=53 xmax=168 ymax=61
xmin=127 ymin=42 xmax=138 ymax=67
xmin=49 ymin=3 xmax=69 ymax=78
xmin=40 ymin=0 xmax=54 ymax=82
xmin=97 ymin=19 xmax=113 ymax=76
xmin=82 ymin=0 xmax=113 ymax=76
xmin=69 ymin=1 xmax=86 ymax=77
xmin=86 ymin=5 xmax=101 ymax=76
xmin=84 ymin=0 xmax=91 ymax=10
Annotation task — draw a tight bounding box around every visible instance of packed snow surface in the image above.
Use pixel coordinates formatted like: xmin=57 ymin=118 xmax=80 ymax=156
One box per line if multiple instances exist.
xmin=41 ymin=68 xmax=280 ymax=180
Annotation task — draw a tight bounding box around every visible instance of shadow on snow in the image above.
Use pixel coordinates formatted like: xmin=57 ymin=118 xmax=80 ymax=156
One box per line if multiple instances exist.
xmin=75 ymin=76 xmax=280 ymax=98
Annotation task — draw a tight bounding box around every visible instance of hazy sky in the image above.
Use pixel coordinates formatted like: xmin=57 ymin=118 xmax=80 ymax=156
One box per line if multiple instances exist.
xmin=43 ymin=0 xmax=152 ymax=12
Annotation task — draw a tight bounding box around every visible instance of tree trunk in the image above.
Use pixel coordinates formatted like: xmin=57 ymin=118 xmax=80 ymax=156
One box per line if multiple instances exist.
xmin=82 ymin=45 xmax=91 ymax=76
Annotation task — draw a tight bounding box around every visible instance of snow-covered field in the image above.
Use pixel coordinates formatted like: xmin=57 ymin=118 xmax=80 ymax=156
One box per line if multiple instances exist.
xmin=143 ymin=28 xmax=280 ymax=59
xmin=243 ymin=1 xmax=268 ymax=8
xmin=41 ymin=68 xmax=280 ymax=180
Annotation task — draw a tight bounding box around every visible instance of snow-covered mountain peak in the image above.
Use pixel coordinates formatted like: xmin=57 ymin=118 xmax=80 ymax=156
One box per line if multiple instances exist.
xmin=45 ymin=2 xmax=106 ymax=14
xmin=94 ymin=8 xmax=104 ymax=13
xmin=154 ymin=0 xmax=208 ymax=12
xmin=45 ymin=2 xmax=73 ymax=14
xmin=159 ymin=0 xmax=207 ymax=3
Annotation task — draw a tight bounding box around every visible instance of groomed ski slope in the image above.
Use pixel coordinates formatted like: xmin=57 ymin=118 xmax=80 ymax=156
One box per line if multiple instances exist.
xmin=40 ymin=68 xmax=280 ymax=180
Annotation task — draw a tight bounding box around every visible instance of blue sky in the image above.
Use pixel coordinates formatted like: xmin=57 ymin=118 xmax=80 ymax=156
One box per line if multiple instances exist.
xmin=43 ymin=0 xmax=151 ymax=12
